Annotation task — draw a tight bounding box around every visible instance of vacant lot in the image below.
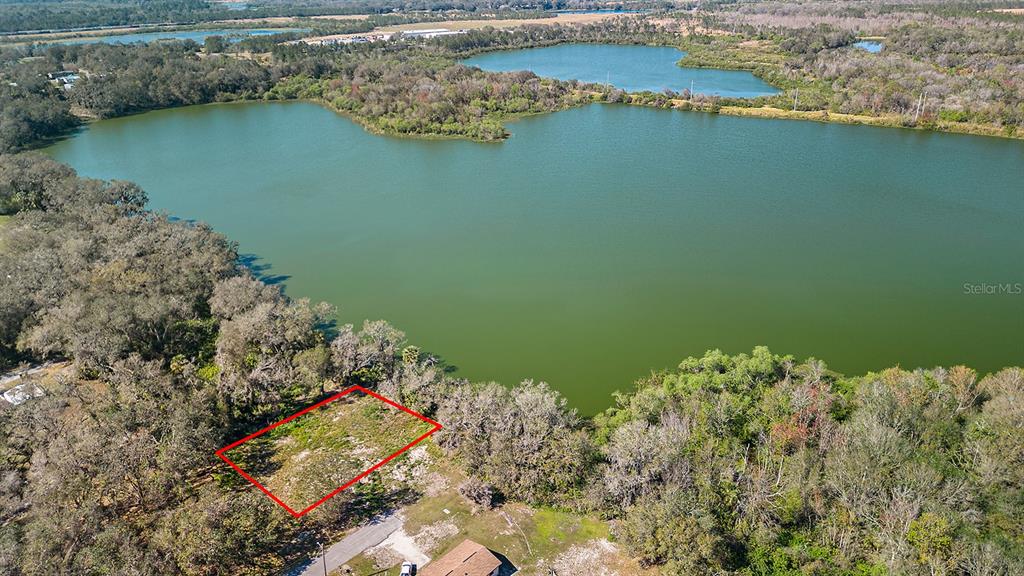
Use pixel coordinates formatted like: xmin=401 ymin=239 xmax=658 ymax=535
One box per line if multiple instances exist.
xmin=222 ymin=389 xmax=437 ymax=514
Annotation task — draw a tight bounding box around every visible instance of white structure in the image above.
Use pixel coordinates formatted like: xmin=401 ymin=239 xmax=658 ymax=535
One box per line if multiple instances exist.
xmin=3 ymin=382 xmax=45 ymax=406
xmin=399 ymin=28 xmax=467 ymax=39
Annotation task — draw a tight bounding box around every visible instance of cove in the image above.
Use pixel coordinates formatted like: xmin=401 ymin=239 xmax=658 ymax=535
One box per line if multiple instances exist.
xmin=462 ymin=44 xmax=779 ymax=98
xmin=46 ymin=101 xmax=1024 ymax=413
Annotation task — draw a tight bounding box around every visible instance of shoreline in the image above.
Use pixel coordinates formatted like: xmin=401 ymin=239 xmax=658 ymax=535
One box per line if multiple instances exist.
xmin=711 ymin=103 xmax=1020 ymax=140
xmin=603 ymin=89 xmax=1021 ymax=141
xmin=60 ymin=93 xmax=1022 ymax=151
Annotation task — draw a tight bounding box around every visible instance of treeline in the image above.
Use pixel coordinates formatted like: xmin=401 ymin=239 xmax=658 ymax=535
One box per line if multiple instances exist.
xmin=0 ymin=42 xmax=273 ymax=151
xmin=0 ymin=0 xmax=226 ymax=34
xmin=59 ymin=42 xmax=272 ymax=117
xmin=2 ymin=153 xmax=1021 ymax=575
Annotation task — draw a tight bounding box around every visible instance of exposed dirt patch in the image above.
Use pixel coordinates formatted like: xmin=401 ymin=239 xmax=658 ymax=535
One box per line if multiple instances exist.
xmin=547 ymin=539 xmax=621 ymax=576
xmin=413 ymin=519 xmax=459 ymax=553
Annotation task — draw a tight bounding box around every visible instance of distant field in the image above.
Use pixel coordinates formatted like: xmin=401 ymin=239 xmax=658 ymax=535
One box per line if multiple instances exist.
xmin=311 ymin=14 xmax=371 ymax=21
xmin=302 ymin=12 xmax=631 ymax=44
xmin=385 ymin=13 xmax=622 ymax=30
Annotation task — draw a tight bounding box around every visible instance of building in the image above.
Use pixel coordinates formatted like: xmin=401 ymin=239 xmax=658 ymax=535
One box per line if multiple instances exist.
xmin=47 ymin=70 xmax=80 ymax=90
xmin=2 ymin=382 xmax=45 ymax=406
xmin=398 ymin=28 xmax=467 ymax=39
xmin=418 ymin=539 xmax=502 ymax=576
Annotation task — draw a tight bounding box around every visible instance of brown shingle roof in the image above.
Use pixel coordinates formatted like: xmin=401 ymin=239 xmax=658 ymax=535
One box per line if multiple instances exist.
xmin=419 ymin=539 xmax=502 ymax=576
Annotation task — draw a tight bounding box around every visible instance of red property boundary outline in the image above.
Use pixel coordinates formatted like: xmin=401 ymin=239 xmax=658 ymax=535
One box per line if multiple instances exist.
xmin=215 ymin=385 xmax=442 ymax=518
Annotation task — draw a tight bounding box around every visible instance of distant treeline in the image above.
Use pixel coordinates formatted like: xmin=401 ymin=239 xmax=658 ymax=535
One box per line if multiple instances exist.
xmin=1 ymin=153 xmax=1021 ymax=575
xmin=0 ymin=0 xmax=661 ymax=34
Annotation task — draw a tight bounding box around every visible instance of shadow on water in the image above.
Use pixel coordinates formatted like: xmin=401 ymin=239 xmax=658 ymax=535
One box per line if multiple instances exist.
xmin=29 ymin=122 xmax=89 ymax=150
xmin=318 ymin=317 xmax=339 ymax=340
xmin=420 ymin=352 xmax=459 ymax=375
xmin=239 ymin=253 xmax=291 ymax=286
xmin=237 ymin=253 xmax=339 ymax=335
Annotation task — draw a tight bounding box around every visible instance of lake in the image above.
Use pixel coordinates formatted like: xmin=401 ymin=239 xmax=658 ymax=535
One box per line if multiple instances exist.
xmin=462 ymin=44 xmax=779 ymax=97
xmin=45 ymin=28 xmax=304 ymax=46
xmin=46 ymin=101 xmax=1024 ymax=413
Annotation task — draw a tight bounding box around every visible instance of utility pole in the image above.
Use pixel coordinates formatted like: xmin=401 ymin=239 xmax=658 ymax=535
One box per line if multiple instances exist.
xmin=793 ymin=88 xmax=799 ymax=111
xmin=690 ymin=79 xmax=694 ymax=97
xmin=913 ymin=90 xmax=926 ymax=123
xmin=319 ymin=541 xmax=327 ymax=576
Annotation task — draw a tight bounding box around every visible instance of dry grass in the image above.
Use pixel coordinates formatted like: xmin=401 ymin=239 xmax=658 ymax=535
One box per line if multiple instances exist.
xmin=311 ymin=14 xmax=371 ymax=21
xmin=301 ymin=12 xmax=631 ymax=44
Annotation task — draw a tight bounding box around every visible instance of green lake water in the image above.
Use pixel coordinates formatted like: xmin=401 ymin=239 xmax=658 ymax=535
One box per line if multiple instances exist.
xmin=46 ymin=101 xmax=1024 ymax=413
xmin=462 ymin=44 xmax=779 ymax=97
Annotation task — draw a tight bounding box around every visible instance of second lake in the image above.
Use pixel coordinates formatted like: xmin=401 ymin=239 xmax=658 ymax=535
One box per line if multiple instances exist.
xmin=462 ymin=44 xmax=780 ymax=98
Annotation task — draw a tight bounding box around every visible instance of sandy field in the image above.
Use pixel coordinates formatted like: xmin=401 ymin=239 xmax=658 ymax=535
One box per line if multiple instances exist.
xmin=312 ymin=14 xmax=372 ymax=21
xmin=302 ymin=12 xmax=632 ymax=44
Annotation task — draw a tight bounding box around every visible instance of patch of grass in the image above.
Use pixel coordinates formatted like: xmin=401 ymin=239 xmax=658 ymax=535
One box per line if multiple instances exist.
xmin=0 ymin=214 xmax=10 ymax=250
xmin=532 ymin=507 xmax=607 ymax=544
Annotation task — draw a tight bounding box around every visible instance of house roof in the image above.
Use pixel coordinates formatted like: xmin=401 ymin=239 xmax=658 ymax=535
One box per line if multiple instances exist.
xmin=419 ymin=539 xmax=502 ymax=576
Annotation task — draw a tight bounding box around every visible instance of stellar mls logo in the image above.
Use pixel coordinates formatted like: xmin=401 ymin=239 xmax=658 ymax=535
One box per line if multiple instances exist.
xmin=962 ymin=282 xmax=1023 ymax=295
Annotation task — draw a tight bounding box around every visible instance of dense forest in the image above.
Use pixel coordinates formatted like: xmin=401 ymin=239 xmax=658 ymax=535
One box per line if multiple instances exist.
xmin=1 ymin=153 xmax=1021 ymax=575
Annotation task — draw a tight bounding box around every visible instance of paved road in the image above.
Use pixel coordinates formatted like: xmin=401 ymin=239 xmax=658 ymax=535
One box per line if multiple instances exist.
xmin=286 ymin=513 xmax=403 ymax=576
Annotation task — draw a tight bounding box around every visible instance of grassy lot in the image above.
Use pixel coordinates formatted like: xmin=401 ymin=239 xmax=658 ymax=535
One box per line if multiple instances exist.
xmin=223 ymin=391 xmax=435 ymax=513
xmin=0 ymin=214 xmax=11 ymax=252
